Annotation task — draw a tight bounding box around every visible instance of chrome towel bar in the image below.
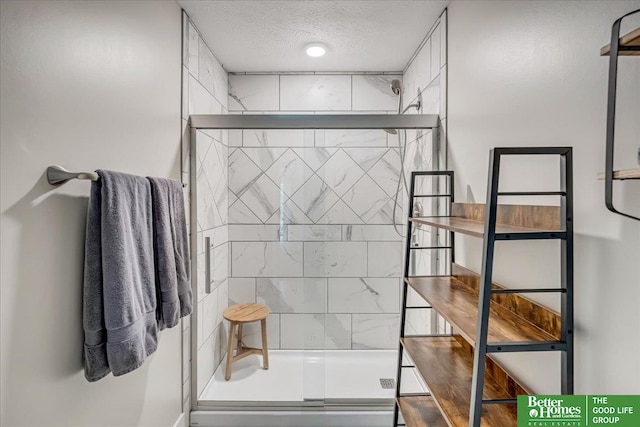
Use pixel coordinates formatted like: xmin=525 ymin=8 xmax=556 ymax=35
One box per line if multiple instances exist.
xmin=46 ymin=165 xmax=188 ymax=188
xmin=47 ymin=165 xmax=99 ymax=186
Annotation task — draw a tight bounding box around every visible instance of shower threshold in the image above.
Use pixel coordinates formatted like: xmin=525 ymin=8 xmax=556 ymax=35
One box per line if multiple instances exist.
xmin=193 ymin=350 xmax=426 ymax=426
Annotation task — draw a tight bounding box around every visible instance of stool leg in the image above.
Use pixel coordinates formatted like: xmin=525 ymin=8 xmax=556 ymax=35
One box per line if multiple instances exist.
xmin=236 ymin=323 xmax=244 ymax=354
xmin=261 ymin=318 xmax=269 ymax=370
xmin=225 ymin=321 xmax=237 ymax=381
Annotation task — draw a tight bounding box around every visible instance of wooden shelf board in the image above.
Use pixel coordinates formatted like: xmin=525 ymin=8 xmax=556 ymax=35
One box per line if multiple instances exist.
xmin=402 ymin=336 xmax=518 ymax=427
xmin=409 ymin=216 xmax=560 ymax=239
xmin=397 ymin=396 xmax=448 ymax=427
xmin=406 ymin=276 xmax=556 ymax=346
xmin=601 ymin=27 xmax=640 ymax=56
xmin=597 ymin=168 xmax=640 ymax=180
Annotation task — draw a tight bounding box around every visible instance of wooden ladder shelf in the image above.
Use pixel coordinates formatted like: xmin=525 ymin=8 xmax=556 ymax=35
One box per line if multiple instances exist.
xmin=393 ymin=147 xmax=575 ymax=427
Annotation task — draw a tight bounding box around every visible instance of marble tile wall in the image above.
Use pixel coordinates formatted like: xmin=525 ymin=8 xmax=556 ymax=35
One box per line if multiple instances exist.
xmin=402 ymin=10 xmax=448 ymax=337
xmin=227 ymin=72 xmax=405 ymax=350
xmin=182 ymin=14 xmax=230 ymax=399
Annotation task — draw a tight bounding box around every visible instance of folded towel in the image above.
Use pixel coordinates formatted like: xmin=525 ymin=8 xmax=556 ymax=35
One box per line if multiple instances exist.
xmin=148 ymin=177 xmax=192 ymax=330
xmin=83 ymin=170 xmax=158 ymax=382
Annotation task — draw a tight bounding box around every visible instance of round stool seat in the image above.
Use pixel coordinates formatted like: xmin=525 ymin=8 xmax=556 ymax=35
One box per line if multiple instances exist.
xmin=223 ymin=303 xmax=269 ymax=323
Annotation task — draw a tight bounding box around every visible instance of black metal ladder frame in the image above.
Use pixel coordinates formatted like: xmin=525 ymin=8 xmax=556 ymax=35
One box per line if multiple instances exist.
xmin=393 ymin=148 xmax=574 ymax=427
xmin=469 ymin=147 xmax=574 ymax=427
xmin=393 ymin=170 xmax=455 ymax=427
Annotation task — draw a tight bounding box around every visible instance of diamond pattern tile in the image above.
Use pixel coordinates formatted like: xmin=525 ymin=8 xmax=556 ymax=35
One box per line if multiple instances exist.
xmin=265 ymin=199 xmax=313 ymax=225
xmin=343 ymin=148 xmax=389 ymax=172
xmin=316 ymin=150 xmax=365 ymax=196
xmin=228 ymin=148 xmax=262 ymax=197
xmin=265 ymin=149 xmax=314 ymax=197
xmin=290 ymin=174 xmax=340 ymax=223
xmin=229 ymin=198 xmax=261 ymax=224
xmin=368 ymin=149 xmax=401 ymax=196
xmin=242 ymin=147 xmax=287 ymax=171
xmin=239 ymin=174 xmax=283 ymax=222
xmin=342 ymin=175 xmax=389 ymax=223
xmin=316 ymin=199 xmax=364 ymax=224
xmin=292 ymin=147 xmax=338 ymax=171
xmin=367 ymin=197 xmax=403 ymax=225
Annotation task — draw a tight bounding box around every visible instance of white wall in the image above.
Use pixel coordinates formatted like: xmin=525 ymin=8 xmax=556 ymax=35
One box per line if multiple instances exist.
xmin=448 ymin=0 xmax=640 ymax=393
xmin=0 ymin=1 xmax=184 ymax=426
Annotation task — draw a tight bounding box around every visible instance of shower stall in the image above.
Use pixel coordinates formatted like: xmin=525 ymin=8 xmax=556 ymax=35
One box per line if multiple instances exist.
xmin=187 ymin=113 xmax=445 ymax=426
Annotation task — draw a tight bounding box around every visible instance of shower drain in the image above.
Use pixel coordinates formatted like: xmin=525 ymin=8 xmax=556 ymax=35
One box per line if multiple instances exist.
xmin=379 ymin=378 xmax=396 ymax=389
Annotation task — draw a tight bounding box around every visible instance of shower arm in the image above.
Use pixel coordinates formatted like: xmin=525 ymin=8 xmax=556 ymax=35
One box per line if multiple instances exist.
xmin=401 ymin=101 xmax=421 ymax=114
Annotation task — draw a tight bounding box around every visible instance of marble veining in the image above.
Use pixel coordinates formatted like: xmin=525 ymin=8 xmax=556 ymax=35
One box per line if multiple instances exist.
xmin=228 ymin=149 xmax=262 ymax=196
xmin=257 ymin=278 xmax=326 ymax=313
xmin=323 ymin=314 xmax=352 ymax=349
xmin=232 ymin=242 xmax=303 ymax=277
xmin=243 ymin=129 xmax=312 ymax=147
xmin=303 ymin=242 xmax=367 ymax=277
xmin=316 ymin=199 xmax=363 ymax=225
xmin=213 ymin=243 xmax=229 ymax=285
xmin=189 ymin=75 xmax=214 ymax=115
xmin=228 ymin=74 xmax=279 ymax=111
xmin=367 ymin=197 xmax=403 ymax=225
xmin=228 ymin=278 xmax=256 ymax=305
xmin=292 ymin=147 xmax=337 ymax=171
xmin=316 ymin=150 xmax=365 ymax=196
xmin=317 ymin=129 xmax=387 ymax=148
xmin=343 ymin=148 xmax=389 ymax=172
xmin=229 ymin=224 xmax=281 ymax=241
xmin=265 ymin=199 xmax=313 ymax=225
xmin=287 ymin=225 xmax=342 ymax=241
xmin=228 ymin=199 xmax=261 ymax=224
xmin=352 ymin=314 xmax=400 ymax=349
xmin=198 ymin=38 xmax=216 ymax=98
xmin=242 ymin=147 xmax=287 ymax=171
xmin=280 ymin=314 xmax=351 ymax=350
xmin=290 ymin=175 xmax=339 ymax=222
xmin=279 ymin=314 xmax=325 ymax=349
xmin=351 ymin=75 xmax=400 ymax=111
xmin=328 ymin=278 xmax=399 ymax=314
xmin=342 ymin=175 xmax=389 ymax=223
xmin=265 ymin=149 xmax=314 ymax=197
xmin=280 ymin=75 xmax=351 ymax=111
xmin=343 ymin=225 xmax=402 ymax=241
xmin=187 ymin=22 xmax=199 ymax=78
xmin=368 ymin=242 xmax=402 ymax=277
xmin=368 ymin=148 xmax=401 ymax=196
xmin=238 ymin=174 xmax=282 ymax=222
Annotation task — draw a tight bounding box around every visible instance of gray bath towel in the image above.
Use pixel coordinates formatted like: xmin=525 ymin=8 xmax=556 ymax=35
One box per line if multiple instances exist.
xmin=83 ymin=170 xmax=158 ymax=382
xmin=148 ymin=177 xmax=192 ymax=330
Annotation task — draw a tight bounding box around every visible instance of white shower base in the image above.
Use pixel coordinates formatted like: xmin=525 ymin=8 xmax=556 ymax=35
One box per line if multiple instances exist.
xmin=199 ymin=349 xmax=426 ymax=403
xmin=194 ymin=350 xmax=426 ymax=427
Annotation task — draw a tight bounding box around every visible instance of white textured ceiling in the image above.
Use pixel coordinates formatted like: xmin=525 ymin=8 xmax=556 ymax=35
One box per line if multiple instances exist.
xmin=177 ymin=0 xmax=447 ymax=72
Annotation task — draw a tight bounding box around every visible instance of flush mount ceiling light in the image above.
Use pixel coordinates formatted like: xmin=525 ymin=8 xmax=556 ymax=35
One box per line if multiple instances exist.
xmin=305 ymin=43 xmax=326 ymax=58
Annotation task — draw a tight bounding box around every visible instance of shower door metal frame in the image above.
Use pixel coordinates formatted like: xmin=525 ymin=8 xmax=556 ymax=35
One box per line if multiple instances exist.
xmin=188 ymin=113 xmax=441 ymax=411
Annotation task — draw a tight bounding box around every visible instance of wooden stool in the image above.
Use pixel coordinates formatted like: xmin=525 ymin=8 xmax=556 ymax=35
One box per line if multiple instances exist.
xmin=223 ymin=303 xmax=270 ymax=381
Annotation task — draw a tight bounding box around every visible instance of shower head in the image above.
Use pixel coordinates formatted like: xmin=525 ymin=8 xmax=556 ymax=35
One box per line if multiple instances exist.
xmin=385 ymin=79 xmax=406 ymax=134
xmin=390 ymin=79 xmax=403 ymax=95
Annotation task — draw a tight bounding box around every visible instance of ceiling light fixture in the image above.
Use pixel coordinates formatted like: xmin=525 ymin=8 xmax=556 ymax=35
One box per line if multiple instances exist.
xmin=305 ymin=43 xmax=326 ymax=58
